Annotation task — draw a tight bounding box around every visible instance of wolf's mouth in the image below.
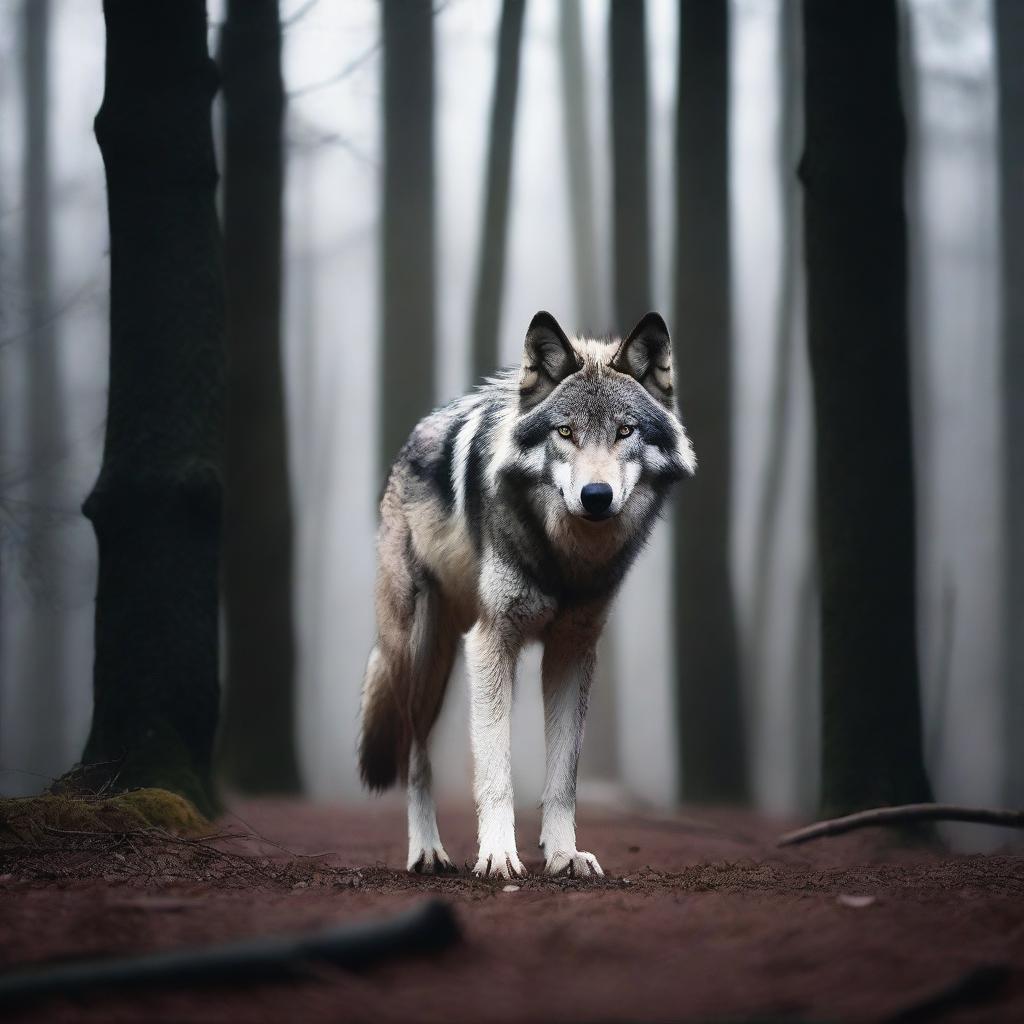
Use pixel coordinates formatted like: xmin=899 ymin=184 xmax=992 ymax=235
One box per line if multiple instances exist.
xmin=581 ymin=511 xmax=615 ymax=523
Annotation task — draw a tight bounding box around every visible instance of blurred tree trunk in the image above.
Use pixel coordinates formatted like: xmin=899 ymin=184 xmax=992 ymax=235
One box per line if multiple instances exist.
xmin=21 ymin=0 xmax=67 ymax=774
xmin=610 ymin=0 xmax=650 ymax=329
xmin=217 ymin=0 xmax=301 ymax=794
xmin=558 ymin=0 xmax=601 ymax=331
xmin=997 ymin=0 xmax=1024 ymax=805
xmin=800 ymin=0 xmax=932 ymax=815
xmin=380 ymin=0 xmax=435 ymax=478
xmin=673 ymin=0 xmax=748 ymax=802
xmin=80 ymin=0 xmax=225 ymax=816
xmin=471 ymin=0 xmax=525 ymax=381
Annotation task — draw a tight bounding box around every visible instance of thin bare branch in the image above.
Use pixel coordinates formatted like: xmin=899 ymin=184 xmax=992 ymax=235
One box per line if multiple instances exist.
xmin=778 ymin=804 xmax=1024 ymax=847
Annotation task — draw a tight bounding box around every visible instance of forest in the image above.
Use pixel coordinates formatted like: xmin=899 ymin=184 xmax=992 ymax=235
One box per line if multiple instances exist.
xmin=0 ymin=0 xmax=1022 ymax=1021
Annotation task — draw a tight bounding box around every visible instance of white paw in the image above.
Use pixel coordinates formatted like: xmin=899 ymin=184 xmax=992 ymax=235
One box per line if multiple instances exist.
xmin=545 ymin=849 xmax=604 ymax=878
xmin=407 ymin=846 xmax=458 ymax=875
xmin=473 ymin=847 xmax=527 ymax=880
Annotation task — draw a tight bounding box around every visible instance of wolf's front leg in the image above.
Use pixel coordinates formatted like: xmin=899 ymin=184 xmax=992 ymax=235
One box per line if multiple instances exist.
xmin=466 ymin=620 xmax=525 ymax=879
xmin=540 ymin=626 xmax=603 ymax=877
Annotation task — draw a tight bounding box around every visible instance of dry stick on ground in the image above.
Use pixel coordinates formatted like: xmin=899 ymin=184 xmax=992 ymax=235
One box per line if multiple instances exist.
xmin=778 ymin=804 xmax=1024 ymax=847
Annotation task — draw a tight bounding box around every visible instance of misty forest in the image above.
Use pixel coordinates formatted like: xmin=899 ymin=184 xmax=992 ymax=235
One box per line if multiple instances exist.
xmin=0 ymin=1 xmax=1022 ymax=1021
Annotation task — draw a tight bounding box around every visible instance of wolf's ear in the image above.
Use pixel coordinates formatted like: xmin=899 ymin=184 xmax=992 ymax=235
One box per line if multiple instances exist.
xmin=612 ymin=312 xmax=674 ymax=407
xmin=519 ymin=311 xmax=581 ymax=409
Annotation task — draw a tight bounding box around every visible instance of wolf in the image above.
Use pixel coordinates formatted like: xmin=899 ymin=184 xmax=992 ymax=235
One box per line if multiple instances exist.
xmin=358 ymin=310 xmax=696 ymax=879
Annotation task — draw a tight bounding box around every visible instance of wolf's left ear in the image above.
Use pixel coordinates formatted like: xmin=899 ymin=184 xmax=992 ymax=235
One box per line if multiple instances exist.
xmin=612 ymin=312 xmax=674 ymax=408
xmin=519 ymin=311 xmax=581 ymax=409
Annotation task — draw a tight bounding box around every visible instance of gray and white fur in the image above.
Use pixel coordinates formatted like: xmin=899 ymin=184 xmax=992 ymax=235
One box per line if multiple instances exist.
xmin=358 ymin=311 xmax=696 ymax=878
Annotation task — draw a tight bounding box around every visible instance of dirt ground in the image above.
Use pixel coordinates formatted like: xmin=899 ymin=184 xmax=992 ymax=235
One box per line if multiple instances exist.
xmin=1 ymin=799 xmax=1023 ymax=1023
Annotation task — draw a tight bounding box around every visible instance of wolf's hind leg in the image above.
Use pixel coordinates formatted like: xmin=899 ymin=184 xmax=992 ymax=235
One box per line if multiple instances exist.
xmin=406 ymin=740 xmax=456 ymax=873
xmin=540 ymin=619 xmax=604 ymax=878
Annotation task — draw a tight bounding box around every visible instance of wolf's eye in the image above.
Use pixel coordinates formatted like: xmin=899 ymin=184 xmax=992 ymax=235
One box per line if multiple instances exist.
xmin=617 ymin=424 xmax=634 ymax=439
xmin=557 ymin=426 xmax=573 ymax=439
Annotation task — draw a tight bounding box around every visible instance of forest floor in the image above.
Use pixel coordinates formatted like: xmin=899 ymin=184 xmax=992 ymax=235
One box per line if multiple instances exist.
xmin=1 ymin=799 xmax=1023 ymax=1022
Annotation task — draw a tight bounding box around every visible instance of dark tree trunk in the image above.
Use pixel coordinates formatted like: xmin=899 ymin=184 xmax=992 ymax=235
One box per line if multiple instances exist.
xmin=610 ymin=0 xmax=650 ymax=328
xmin=217 ymin=0 xmax=301 ymax=794
xmin=81 ymin=0 xmax=225 ymax=816
xmin=673 ymin=0 xmax=748 ymax=802
xmin=470 ymin=0 xmax=526 ymax=382
xmin=996 ymin=0 xmax=1024 ymax=805
xmin=558 ymin=0 xmax=600 ymax=331
xmin=800 ymin=0 xmax=932 ymax=815
xmin=380 ymin=0 xmax=435 ymax=477
xmin=21 ymin=0 xmax=67 ymax=774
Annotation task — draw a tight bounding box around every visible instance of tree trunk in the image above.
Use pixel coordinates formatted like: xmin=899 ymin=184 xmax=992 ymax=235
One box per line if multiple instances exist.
xmin=800 ymin=0 xmax=933 ymax=815
xmin=558 ymin=0 xmax=601 ymax=332
xmin=673 ymin=0 xmax=748 ymax=802
xmin=81 ymin=0 xmax=225 ymax=817
xmin=21 ymin=0 xmax=67 ymax=775
xmin=470 ymin=0 xmax=526 ymax=382
xmin=217 ymin=0 xmax=301 ymax=794
xmin=610 ymin=0 xmax=650 ymax=329
xmin=380 ymin=0 xmax=435 ymax=478
xmin=996 ymin=0 xmax=1024 ymax=805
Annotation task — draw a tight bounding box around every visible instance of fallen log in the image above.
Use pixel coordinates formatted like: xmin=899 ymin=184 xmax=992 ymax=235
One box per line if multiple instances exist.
xmin=0 ymin=898 xmax=459 ymax=1006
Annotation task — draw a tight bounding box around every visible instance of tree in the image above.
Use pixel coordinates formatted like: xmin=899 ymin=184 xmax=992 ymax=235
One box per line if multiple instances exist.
xmin=380 ymin=0 xmax=435 ymax=478
xmin=996 ymin=0 xmax=1024 ymax=805
xmin=800 ymin=0 xmax=932 ymax=814
xmin=217 ymin=0 xmax=302 ymax=794
xmin=21 ymin=0 xmax=67 ymax=776
xmin=610 ymin=0 xmax=650 ymax=329
xmin=470 ymin=0 xmax=526 ymax=382
xmin=80 ymin=0 xmax=225 ymax=816
xmin=673 ymin=0 xmax=748 ymax=802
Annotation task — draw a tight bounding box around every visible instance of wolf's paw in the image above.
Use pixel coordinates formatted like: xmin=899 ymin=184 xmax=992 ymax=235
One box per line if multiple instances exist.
xmin=544 ymin=849 xmax=604 ymax=878
xmin=473 ymin=848 xmax=527 ymax=880
xmin=407 ymin=846 xmax=458 ymax=875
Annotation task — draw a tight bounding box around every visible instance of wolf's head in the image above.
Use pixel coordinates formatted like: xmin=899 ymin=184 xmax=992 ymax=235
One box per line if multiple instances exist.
xmin=508 ymin=310 xmax=696 ymax=531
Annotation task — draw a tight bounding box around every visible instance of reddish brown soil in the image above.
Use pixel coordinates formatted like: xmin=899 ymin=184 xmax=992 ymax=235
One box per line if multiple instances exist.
xmin=1 ymin=799 xmax=1023 ymax=1022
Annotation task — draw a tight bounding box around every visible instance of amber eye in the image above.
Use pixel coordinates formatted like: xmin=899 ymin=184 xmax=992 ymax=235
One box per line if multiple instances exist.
xmin=557 ymin=426 xmax=573 ymax=439
xmin=617 ymin=424 xmax=634 ymax=439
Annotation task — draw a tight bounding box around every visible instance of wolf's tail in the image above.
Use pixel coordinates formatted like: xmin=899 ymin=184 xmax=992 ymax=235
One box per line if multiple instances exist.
xmin=358 ymin=645 xmax=410 ymax=791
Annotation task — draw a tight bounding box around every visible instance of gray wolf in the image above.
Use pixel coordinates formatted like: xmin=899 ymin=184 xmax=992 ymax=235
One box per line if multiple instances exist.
xmin=358 ymin=311 xmax=696 ymax=878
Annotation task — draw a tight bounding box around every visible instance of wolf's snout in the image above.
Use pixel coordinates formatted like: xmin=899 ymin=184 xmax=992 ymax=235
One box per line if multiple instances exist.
xmin=580 ymin=482 xmax=613 ymax=516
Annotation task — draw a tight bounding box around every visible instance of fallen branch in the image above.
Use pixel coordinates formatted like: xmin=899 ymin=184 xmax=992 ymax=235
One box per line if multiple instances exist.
xmin=778 ymin=804 xmax=1024 ymax=847
xmin=883 ymin=963 xmax=1010 ymax=1023
xmin=0 ymin=899 xmax=459 ymax=1006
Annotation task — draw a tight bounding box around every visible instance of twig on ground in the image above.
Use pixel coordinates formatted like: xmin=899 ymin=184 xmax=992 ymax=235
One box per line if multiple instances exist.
xmin=778 ymin=804 xmax=1024 ymax=847
xmin=882 ymin=963 xmax=1010 ymax=1023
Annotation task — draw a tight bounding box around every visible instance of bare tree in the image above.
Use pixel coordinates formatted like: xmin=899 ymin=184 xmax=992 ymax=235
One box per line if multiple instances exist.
xmin=470 ymin=0 xmax=526 ymax=382
xmin=20 ymin=0 xmax=67 ymax=777
xmin=80 ymin=0 xmax=226 ymax=815
xmin=380 ymin=0 xmax=435 ymax=478
xmin=673 ymin=0 xmax=748 ymax=802
xmin=217 ymin=0 xmax=302 ymax=794
xmin=996 ymin=1 xmax=1024 ymax=806
xmin=800 ymin=0 xmax=932 ymax=814
xmin=610 ymin=0 xmax=650 ymax=329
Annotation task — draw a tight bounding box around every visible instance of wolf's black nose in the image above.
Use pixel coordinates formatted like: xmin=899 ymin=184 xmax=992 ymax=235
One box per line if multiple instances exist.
xmin=581 ymin=482 xmax=613 ymax=516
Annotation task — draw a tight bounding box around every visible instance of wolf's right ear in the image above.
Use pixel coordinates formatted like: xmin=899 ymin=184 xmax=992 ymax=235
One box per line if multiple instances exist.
xmin=519 ymin=311 xmax=581 ymax=409
xmin=612 ymin=312 xmax=675 ymax=409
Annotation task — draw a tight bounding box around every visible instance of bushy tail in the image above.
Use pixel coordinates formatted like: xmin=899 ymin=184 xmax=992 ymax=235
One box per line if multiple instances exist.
xmin=358 ymin=646 xmax=410 ymax=791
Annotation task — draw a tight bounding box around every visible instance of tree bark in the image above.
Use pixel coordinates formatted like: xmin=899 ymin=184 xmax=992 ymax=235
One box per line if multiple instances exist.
xmin=81 ymin=0 xmax=225 ymax=816
xmin=470 ymin=0 xmax=526 ymax=382
xmin=217 ymin=0 xmax=301 ymax=794
xmin=996 ymin=0 xmax=1024 ymax=806
xmin=380 ymin=0 xmax=435 ymax=478
xmin=21 ymin=0 xmax=67 ymax=775
xmin=800 ymin=0 xmax=933 ymax=814
xmin=610 ymin=0 xmax=650 ymax=329
xmin=673 ymin=0 xmax=748 ymax=802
